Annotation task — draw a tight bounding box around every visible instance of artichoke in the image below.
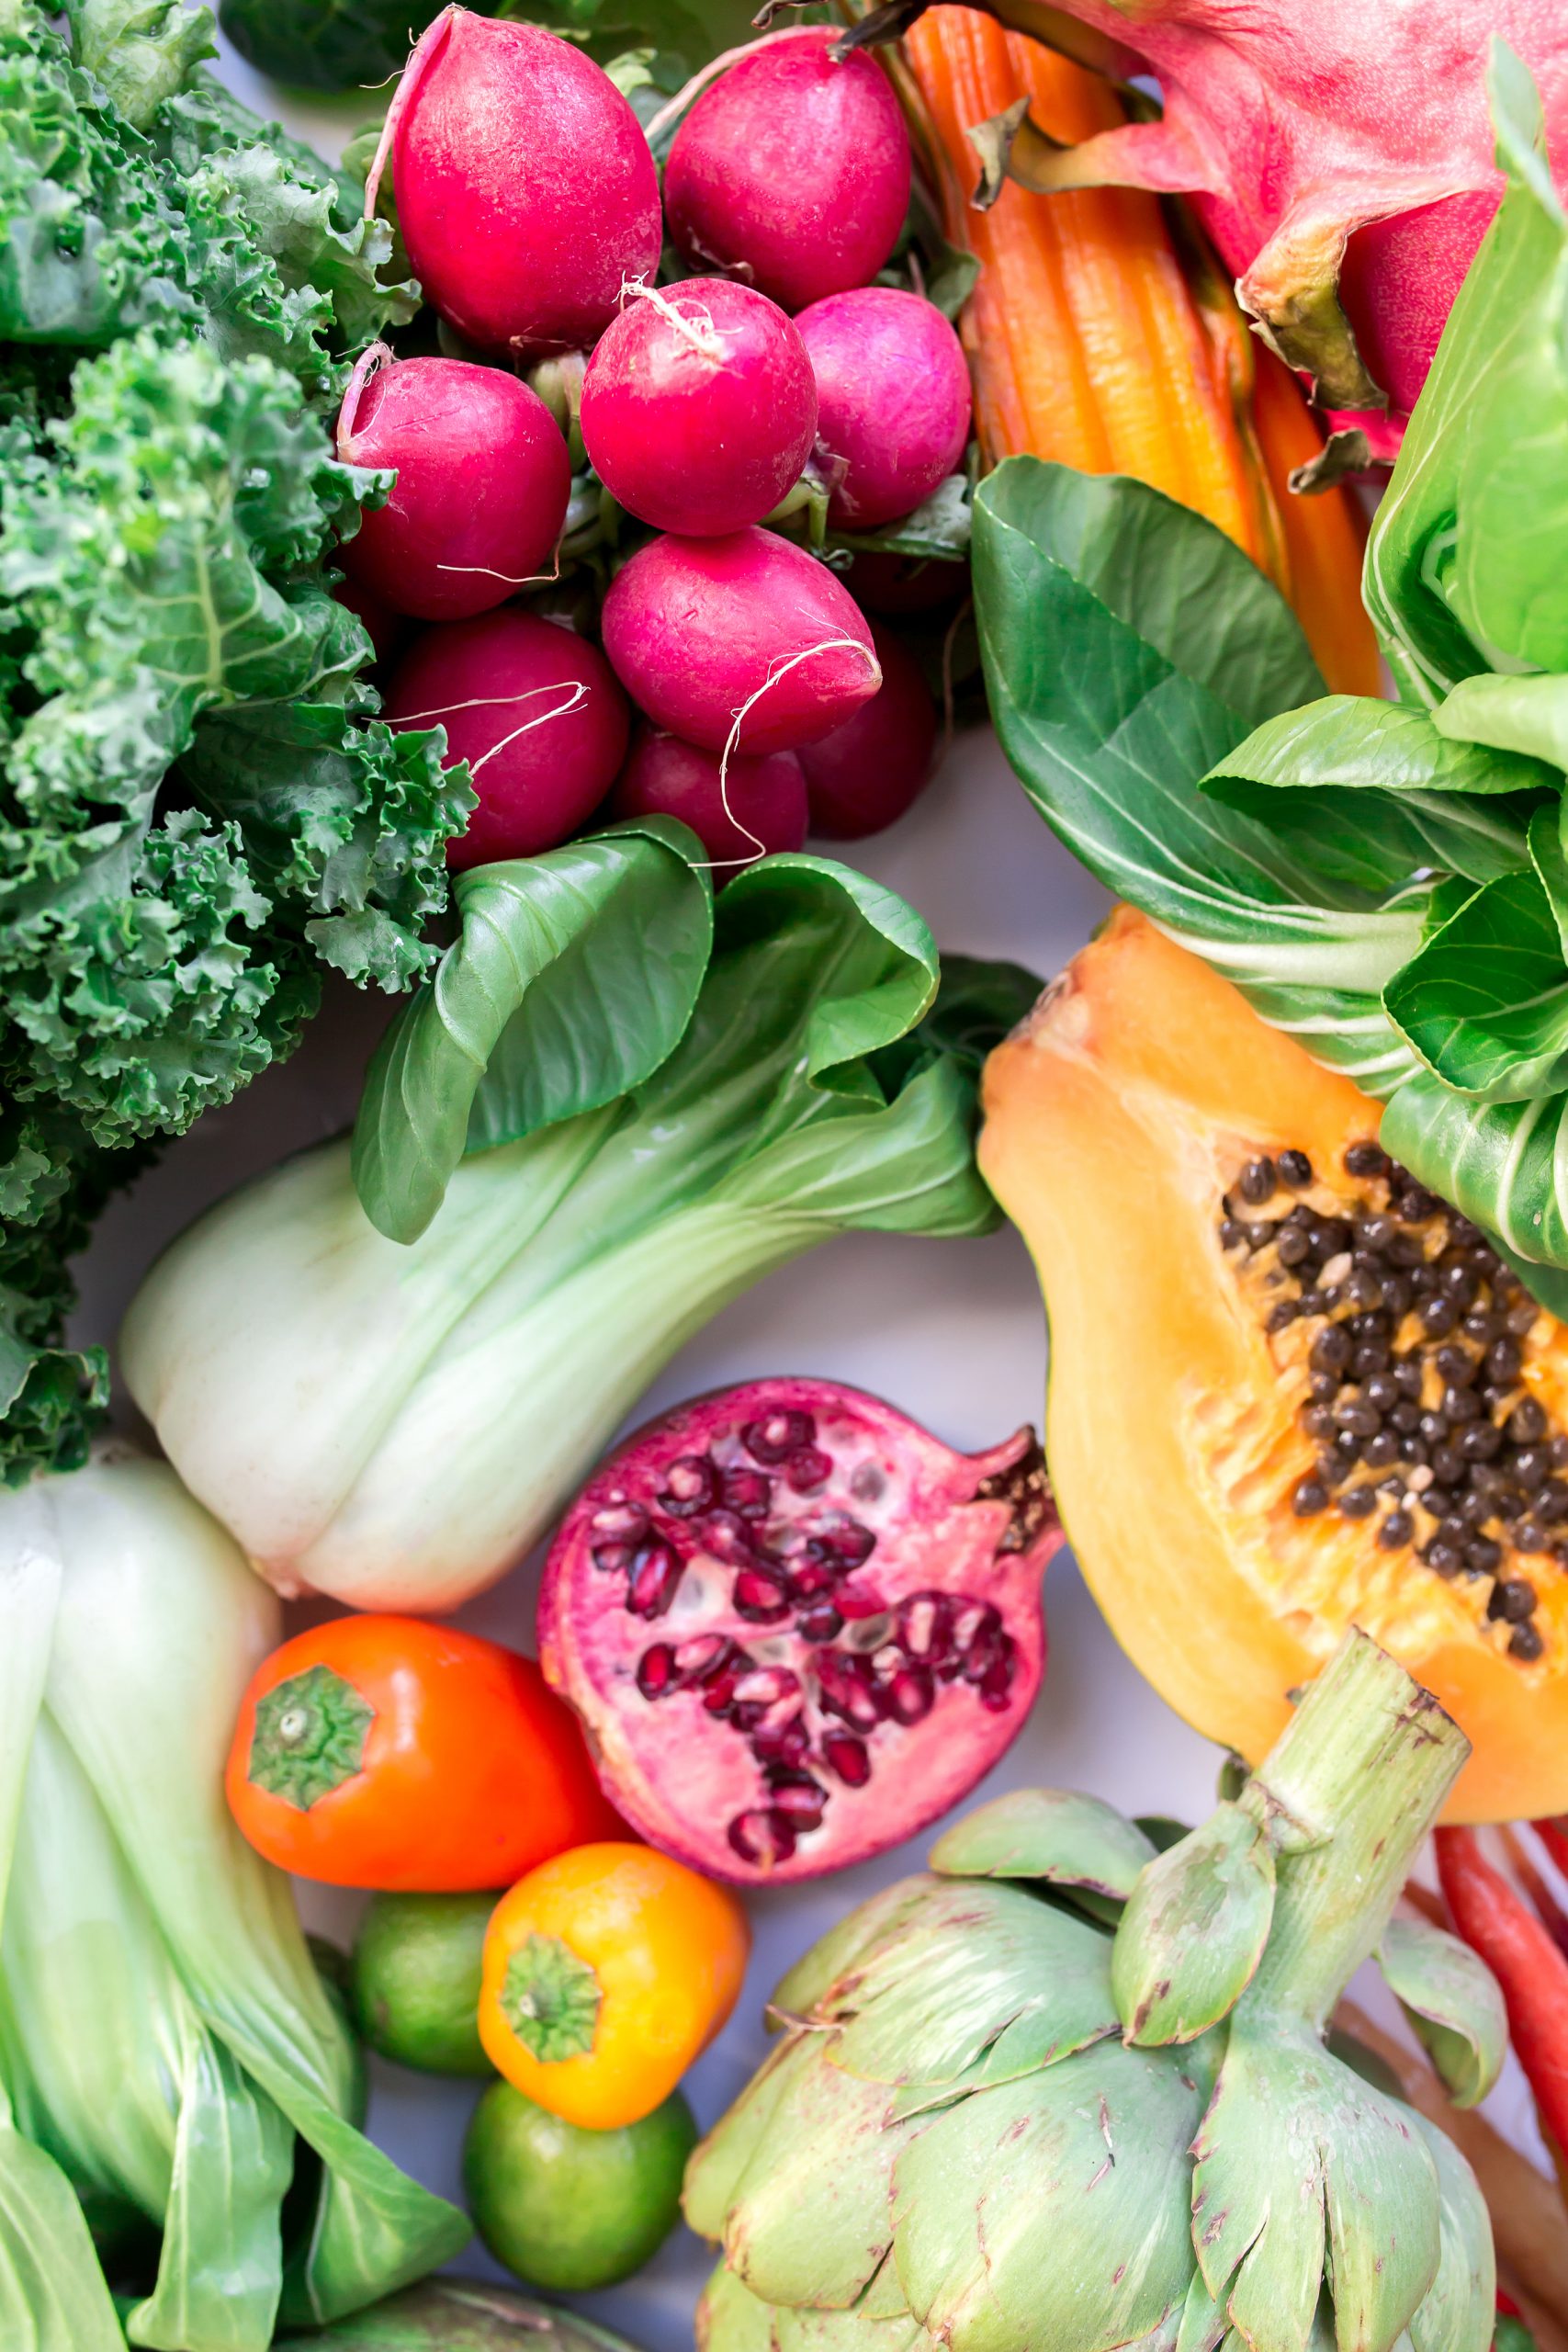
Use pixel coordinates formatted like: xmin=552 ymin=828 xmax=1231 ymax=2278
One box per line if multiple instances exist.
xmin=686 ymin=1633 xmax=1505 ymax=2352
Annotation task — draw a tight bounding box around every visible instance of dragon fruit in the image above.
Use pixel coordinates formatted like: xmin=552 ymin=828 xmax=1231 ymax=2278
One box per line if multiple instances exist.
xmin=926 ymin=0 xmax=1568 ymax=447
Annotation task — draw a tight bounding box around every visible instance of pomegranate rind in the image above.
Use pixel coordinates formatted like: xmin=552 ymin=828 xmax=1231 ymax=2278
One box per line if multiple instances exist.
xmin=537 ymin=1378 xmax=1060 ymax=1885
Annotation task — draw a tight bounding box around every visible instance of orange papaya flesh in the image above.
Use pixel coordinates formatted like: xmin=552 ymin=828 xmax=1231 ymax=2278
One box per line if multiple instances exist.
xmin=979 ymin=907 xmax=1568 ymax=1823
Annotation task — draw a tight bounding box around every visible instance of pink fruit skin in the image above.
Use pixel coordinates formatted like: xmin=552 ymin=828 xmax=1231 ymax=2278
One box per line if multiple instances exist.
xmin=795 ymin=288 xmax=972 ymax=531
xmin=608 ymin=726 xmax=808 ymax=870
xmin=984 ymin=0 xmax=1568 ymax=439
xmin=663 ymin=29 xmax=911 ymax=313
xmin=800 ymin=624 xmax=937 ymax=841
xmin=339 ymin=357 xmax=571 ymax=623
xmin=391 ymin=12 xmax=662 ymax=356
xmin=385 ymin=609 xmax=629 ymax=868
xmin=537 ymin=1378 xmax=1061 ymax=1886
xmin=581 ymin=280 xmax=818 ymax=537
xmin=600 ymin=527 xmax=880 ymax=757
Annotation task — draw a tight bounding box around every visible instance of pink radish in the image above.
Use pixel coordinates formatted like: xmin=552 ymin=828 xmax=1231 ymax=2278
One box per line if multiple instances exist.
xmin=795 ymin=288 xmax=971 ymax=530
xmin=608 ymin=726 xmax=808 ymax=871
xmin=662 ymin=29 xmax=910 ymax=313
xmin=799 ymin=623 xmax=937 ymax=840
xmin=384 ymin=610 xmax=630 ymax=869
xmin=337 ymin=350 xmax=570 ymax=622
xmin=369 ymin=9 xmax=661 ymax=356
xmin=580 ymin=280 xmax=818 ymax=537
xmin=600 ymin=528 xmax=880 ymax=756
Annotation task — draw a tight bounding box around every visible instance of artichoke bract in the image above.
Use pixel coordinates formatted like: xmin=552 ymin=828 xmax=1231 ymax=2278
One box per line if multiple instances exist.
xmin=686 ymin=1633 xmax=1503 ymax=2352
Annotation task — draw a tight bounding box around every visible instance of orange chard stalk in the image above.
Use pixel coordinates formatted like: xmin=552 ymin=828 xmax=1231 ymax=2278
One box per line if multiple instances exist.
xmin=897 ymin=5 xmax=1380 ymax=695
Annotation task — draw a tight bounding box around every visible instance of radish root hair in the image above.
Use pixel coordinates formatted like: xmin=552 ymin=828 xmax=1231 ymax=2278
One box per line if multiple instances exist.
xmin=364 ymin=5 xmax=456 ymax=219
xmin=335 ymin=340 xmax=395 ymax=461
xmin=393 ymin=680 xmax=591 ymax=778
xmin=708 ymin=636 xmax=880 ymax=871
xmin=617 ymin=276 xmax=729 ymax=363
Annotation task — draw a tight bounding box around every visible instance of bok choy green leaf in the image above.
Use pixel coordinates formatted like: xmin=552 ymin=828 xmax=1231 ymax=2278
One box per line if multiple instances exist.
xmin=121 ymin=847 xmax=1038 ymax=1615
xmin=0 ymin=1450 xmax=468 ymax=2349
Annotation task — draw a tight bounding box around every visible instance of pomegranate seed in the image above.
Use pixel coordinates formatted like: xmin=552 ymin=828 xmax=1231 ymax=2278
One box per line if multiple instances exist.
xmin=785 ymin=1554 xmax=840 ymax=1602
xmin=820 ymin=1518 xmax=875 ymax=1567
xmin=935 ymin=1654 xmax=964 ymax=1683
xmin=784 ymin=1445 xmax=832 ymax=1493
xmin=751 ymin=1711 xmax=811 ymax=1765
xmin=660 ymin=1453 xmax=718 ymax=1517
xmin=951 ymin=1600 xmax=995 ymax=1652
xmin=978 ymin=1652 xmax=1016 ymax=1712
xmin=871 ymin=1645 xmax=901 ymax=1679
xmin=835 ymin=1583 xmax=886 ymax=1620
xmin=592 ymin=1541 xmax=635 ymax=1574
xmin=822 ymin=1732 xmax=871 ymax=1787
xmin=702 ymin=1668 xmax=742 ymax=1717
xmin=742 ymin=1409 xmax=817 ymax=1465
xmin=637 ymin=1644 xmax=677 ymax=1699
xmin=721 ymin=1466 xmax=773 ymax=1519
xmin=591 ymin=1501 xmax=649 ymax=1542
xmin=963 ymin=1611 xmax=1009 ymax=1683
xmin=674 ymin=1634 xmax=733 ymax=1685
xmin=769 ymin=1775 xmax=827 ymax=1827
xmin=733 ymin=1667 xmax=801 ymax=1708
xmin=728 ymin=1808 xmax=796 ymax=1866
xmin=795 ymin=1602 xmax=843 ymax=1642
xmin=696 ymin=1510 xmax=758 ymax=1565
xmin=733 ymin=1569 xmax=790 ymax=1622
xmin=897 ymin=1591 xmax=953 ymax=1662
xmin=813 ymin=1648 xmax=881 ymax=1731
xmin=886 ymin=1665 xmax=935 ymax=1724
xmin=626 ymin=1538 xmax=683 ymax=1620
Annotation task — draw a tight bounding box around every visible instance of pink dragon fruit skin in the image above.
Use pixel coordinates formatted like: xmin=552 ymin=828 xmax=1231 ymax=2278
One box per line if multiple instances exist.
xmin=984 ymin=0 xmax=1568 ymax=445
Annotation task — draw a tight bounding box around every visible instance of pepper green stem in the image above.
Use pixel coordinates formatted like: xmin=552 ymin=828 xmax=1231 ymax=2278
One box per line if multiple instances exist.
xmin=501 ymin=1934 xmax=603 ymax=2064
xmin=1235 ymin=1632 xmax=1468 ymax=2030
xmin=247 ymin=1664 xmax=374 ymax=1810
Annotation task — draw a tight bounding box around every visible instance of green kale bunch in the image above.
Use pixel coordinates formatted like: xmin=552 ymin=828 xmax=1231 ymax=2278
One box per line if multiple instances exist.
xmin=0 ymin=0 xmax=472 ymax=1483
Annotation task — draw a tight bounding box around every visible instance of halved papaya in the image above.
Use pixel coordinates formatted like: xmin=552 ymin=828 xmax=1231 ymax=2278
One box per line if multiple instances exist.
xmin=981 ymin=906 xmax=1568 ymax=1822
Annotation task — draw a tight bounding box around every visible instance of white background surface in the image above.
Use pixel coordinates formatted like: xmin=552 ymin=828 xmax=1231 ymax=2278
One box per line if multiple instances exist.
xmin=71 ymin=30 xmax=1553 ymax=2343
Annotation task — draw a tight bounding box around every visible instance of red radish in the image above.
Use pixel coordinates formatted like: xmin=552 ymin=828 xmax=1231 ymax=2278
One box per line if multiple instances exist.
xmin=369 ymin=9 xmax=661 ymax=356
xmin=799 ymin=623 xmax=937 ymax=841
xmin=662 ymin=29 xmax=910 ymax=313
xmin=537 ymin=1377 xmax=1059 ymax=1885
xmin=333 ymin=574 xmax=407 ymax=665
xmin=385 ymin=610 xmax=629 ymax=869
xmin=337 ymin=349 xmax=570 ymax=623
xmin=580 ymin=280 xmax=818 ymax=537
xmin=795 ymin=288 xmax=971 ymax=530
xmin=607 ymin=727 xmax=808 ymax=872
xmin=600 ymin=528 xmax=880 ymax=757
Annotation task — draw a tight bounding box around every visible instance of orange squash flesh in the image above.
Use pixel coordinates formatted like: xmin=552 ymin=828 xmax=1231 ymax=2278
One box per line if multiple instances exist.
xmin=980 ymin=908 xmax=1568 ymax=1823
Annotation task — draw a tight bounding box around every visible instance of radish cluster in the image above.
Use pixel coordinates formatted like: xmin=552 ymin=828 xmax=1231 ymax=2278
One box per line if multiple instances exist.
xmin=348 ymin=9 xmax=970 ymax=871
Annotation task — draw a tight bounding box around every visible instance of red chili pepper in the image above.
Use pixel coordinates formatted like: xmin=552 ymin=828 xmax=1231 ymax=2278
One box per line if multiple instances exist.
xmin=1535 ymin=1816 xmax=1568 ymax=1882
xmin=1436 ymin=1826 xmax=1568 ymax=2158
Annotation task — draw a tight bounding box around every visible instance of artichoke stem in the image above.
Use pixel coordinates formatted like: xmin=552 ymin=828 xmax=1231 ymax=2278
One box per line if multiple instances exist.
xmin=1234 ymin=1631 xmax=1468 ymax=2030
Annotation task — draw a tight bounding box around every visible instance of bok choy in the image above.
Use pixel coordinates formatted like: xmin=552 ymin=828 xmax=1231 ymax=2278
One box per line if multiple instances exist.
xmin=0 ymin=1448 xmax=468 ymax=2351
xmin=970 ymin=42 xmax=1568 ymax=1300
xmin=120 ymin=829 xmax=1038 ymax=1614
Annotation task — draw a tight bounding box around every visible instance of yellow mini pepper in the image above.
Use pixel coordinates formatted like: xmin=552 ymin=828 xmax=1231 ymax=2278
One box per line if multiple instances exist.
xmin=479 ymin=1841 xmax=750 ymax=2130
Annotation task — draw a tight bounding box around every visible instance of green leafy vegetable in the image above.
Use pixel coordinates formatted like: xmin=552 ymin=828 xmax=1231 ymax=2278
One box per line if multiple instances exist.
xmin=0 ymin=0 xmax=454 ymax=1480
xmin=0 ymin=1451 xmax=468 ymax=2351
xmin=273 ymin=2278 xmax=654 ymax=2349
xmin=970 ymin=457 xmax=1427 ymax=1097
xmin=121 ymin=849 xmax=1034 ymax=1615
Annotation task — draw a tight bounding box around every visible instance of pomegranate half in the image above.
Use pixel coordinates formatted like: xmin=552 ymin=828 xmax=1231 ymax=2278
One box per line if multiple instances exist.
xmin=537 ymin=1379 xmax=1059 ymax=1884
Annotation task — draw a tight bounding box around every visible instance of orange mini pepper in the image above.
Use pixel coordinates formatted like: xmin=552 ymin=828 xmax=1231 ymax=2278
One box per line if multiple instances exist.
xmin=479 ymin=1841 xmax=750 ymax=2130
